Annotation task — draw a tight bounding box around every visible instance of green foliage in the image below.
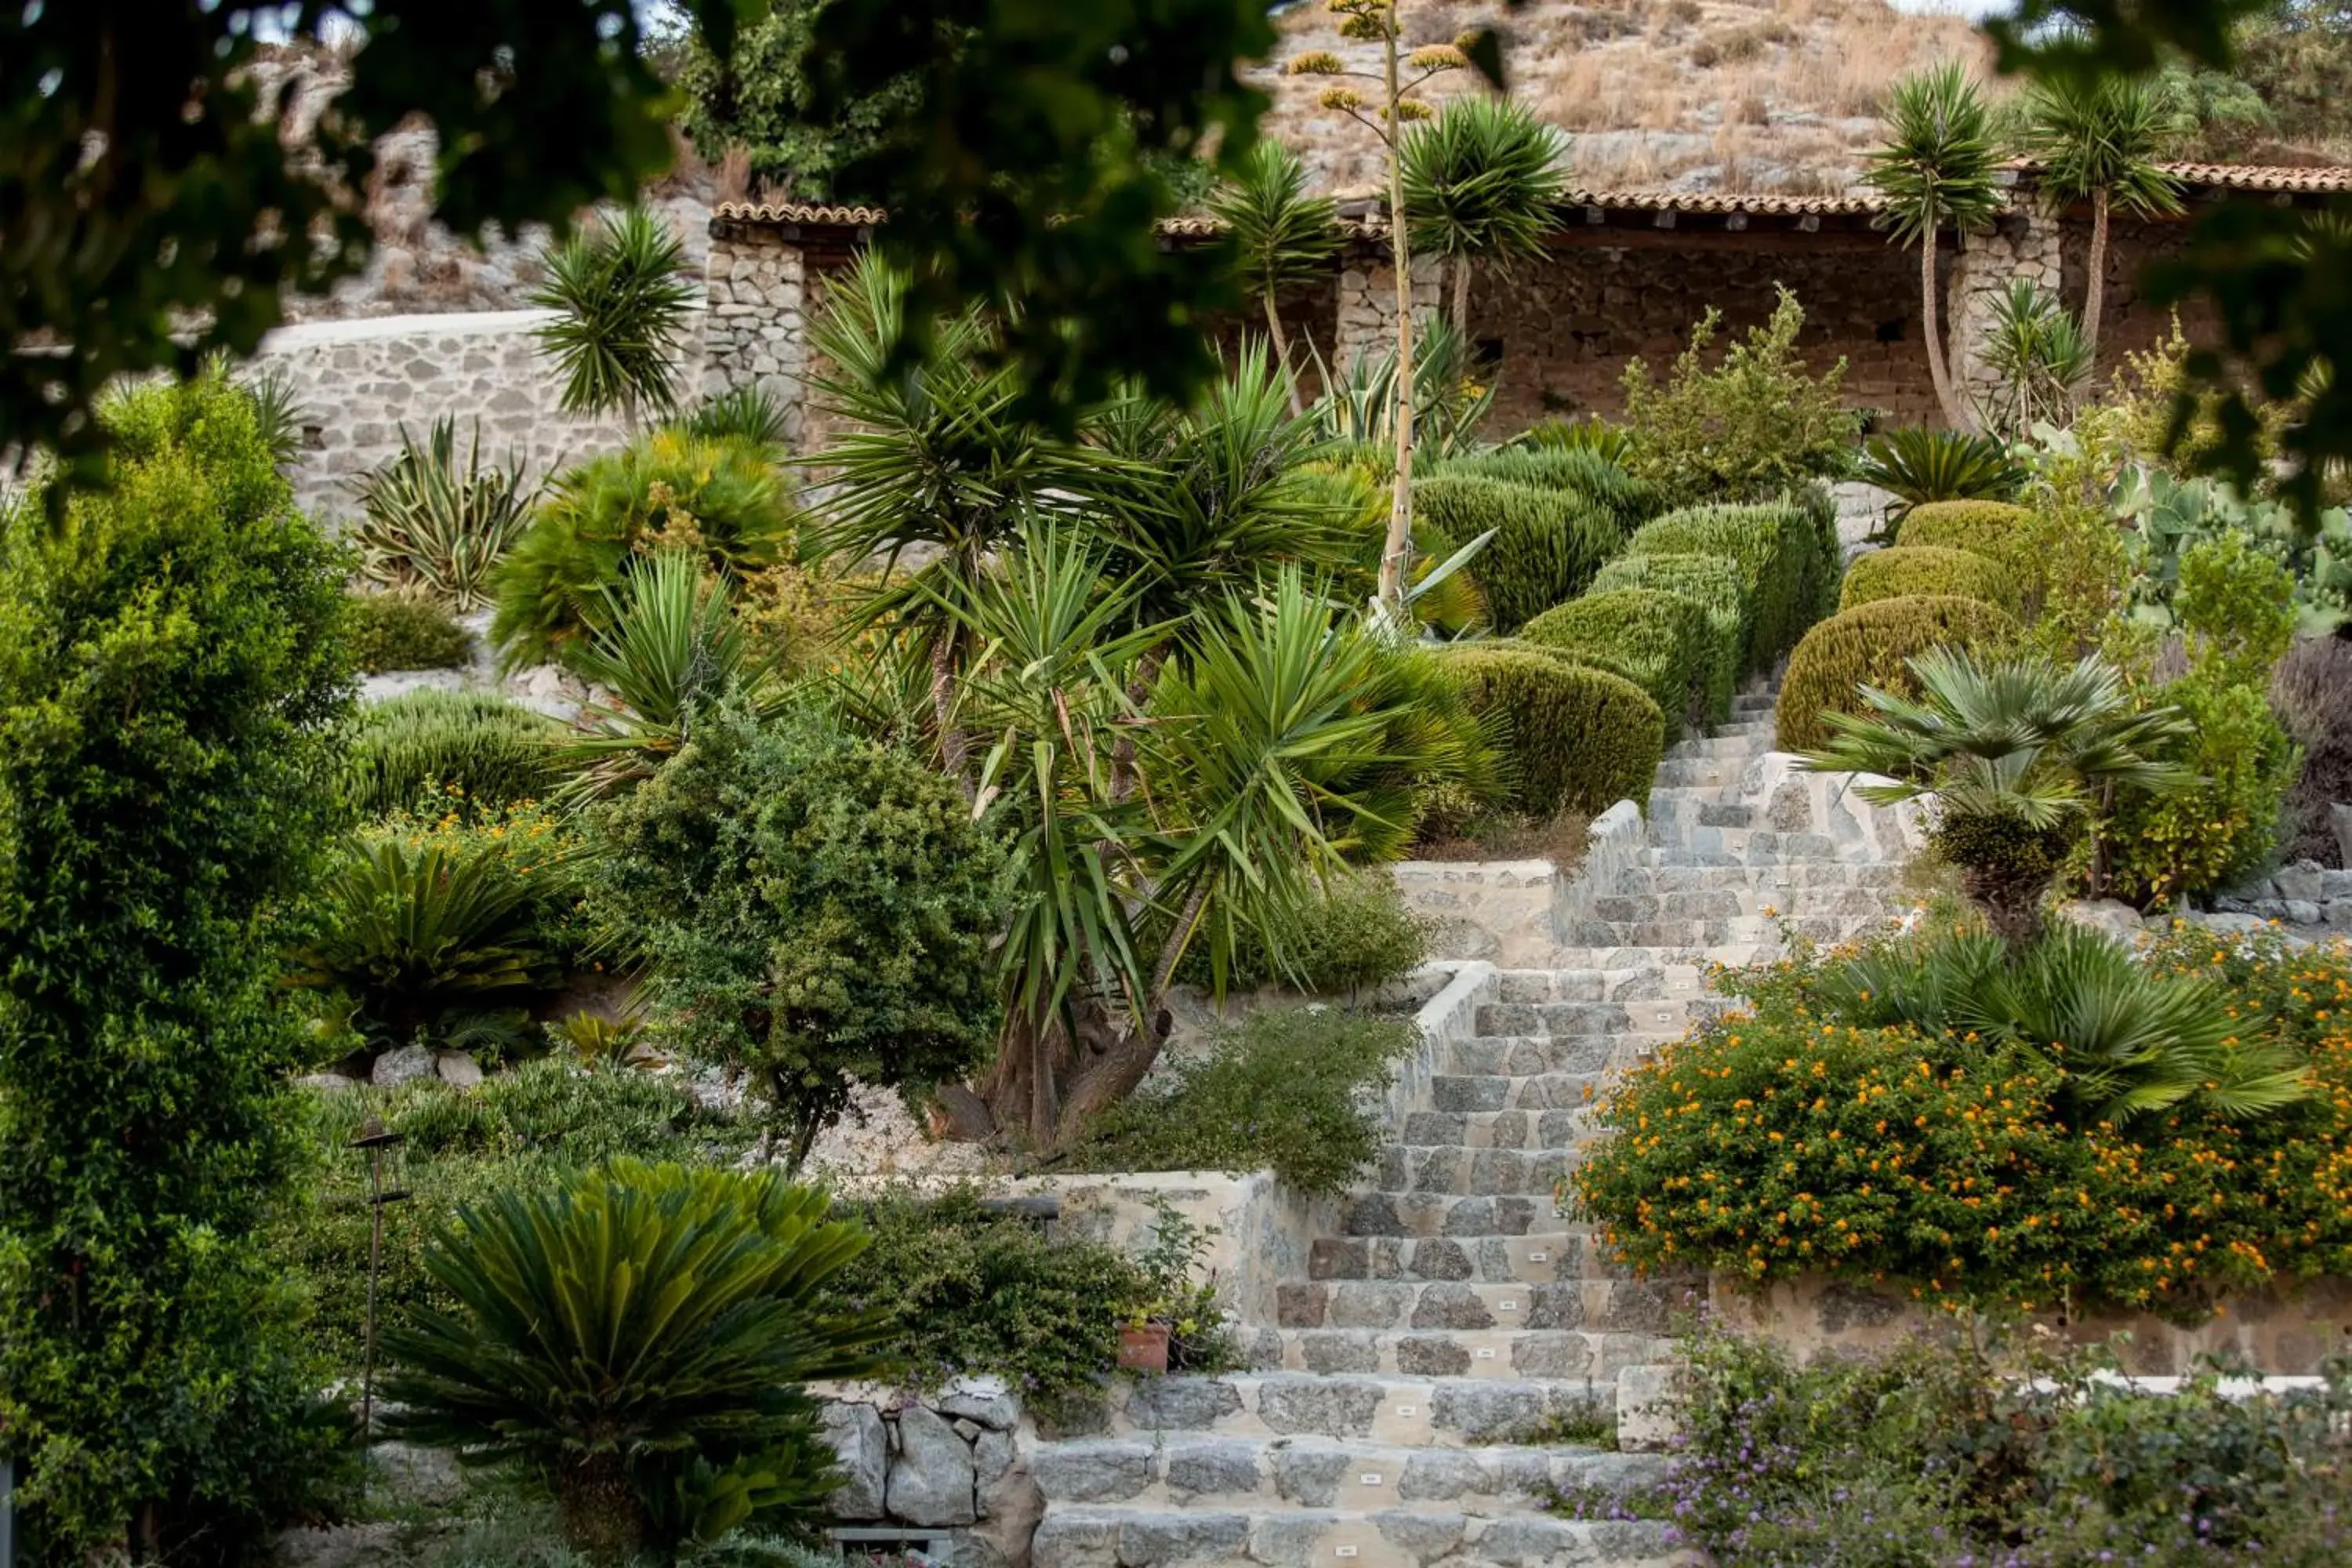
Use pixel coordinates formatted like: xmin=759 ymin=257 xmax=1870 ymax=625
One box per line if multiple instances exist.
xmin=1864 ymin=64 xmax=2006 ymax=246
xmin=348 ymin=417 xmax=539 ymax=610
xmin=672 ymin=0 xmax=926 ymax=198
xmin=383 ymin=1160 xmax=887 ymax=1556
xmin=2111 ymin=464 xmax=2352 ymax=633
xmin=1572 ymin=924 xmax=2352 ymax=1319
xmin=347 ymin=588 xmax=475 ymax=673
xmin=1172 ymin=873 xmax=1433 ymax=996
xmin=1410 ymin=474 xmax=1621 ymax=632
xmin=589 ymin=703 xmax=1011 ymax=1168
xmin=1061 ymin=1010 xmax=1419 ymax=1196
xmin=344 ymin=690 xmax=564 ymax=820
xmin=530 ymin=209 xmax=700 ymax=423
xmin=1617 ymin=286 xmax=1862 ymax=510
xmin=1518 ymin=416 xmax=1637 ymax=465
xmin=1310 ymin=313 xmax=1495 ymax=462
xmin=1855 ymin=426 xmax=2027 ymax=535
xmin=1775 ymin=597 xmax=2024 ymax=753
xmin=1399 ymin=93 xmax=1567 ymax=294
xmin=1896 ymin=499 xmax=2040 ymax=599
xmin=1209 ymin=139 xmax=1341 ymax=324
xmin=1624 ymin=500 xmax=1836 ymax=673
xmin=1590 ymin=550 xmax=1747 ymax=715
xmin=491 ymin=430 xmax=798 ymax=667
xmin=0 ymin=372 xmax=351 ymax=1556
xmin=1438 ymin=645 xmax=1665 ymax=817
xmin=1839 ymin=546 xmax=2020 ymax=615
xmin=1522 ymin=587 xmax=1725 ymax=739
xmin=677 ymin=387 xmax=795 ymax=451
xmin=1974 ymin=280 xmax=2093 ymax=438
xmin=2270 ymin=632 xmax=2352 ymax=863
xmin=1425 ymin=444 xmax=1663 ymax=532
xmin=2018 ymin=71 xmax=2192 ymax=219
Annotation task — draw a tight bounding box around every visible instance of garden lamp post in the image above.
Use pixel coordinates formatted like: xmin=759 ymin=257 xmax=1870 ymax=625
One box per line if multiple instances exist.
xmin=348 ymin=1117 xmax=410 ymax=1460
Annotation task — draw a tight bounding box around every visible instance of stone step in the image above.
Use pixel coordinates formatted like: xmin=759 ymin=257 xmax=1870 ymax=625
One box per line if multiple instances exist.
xmin=1427 ymin=1071 xmax=1607 ymax=1113
xmin=1276 ymin=1276 xmax=1699 ymax=1334
xmin=1491 ymin=965 xmax=1710 ymax=1004
xmin=1473 ymin=996 xmax=1720 ymax=1037
xmin=1334 ymin=1190 xmax=1578 ymax=1241
xmin=1030 ymin=1433 xmax=1663 ymax=1513
xmin=1566 ymin=913 xmax=1895 ymax=947
xmin=1032 ymin=1504 xmax=1689 ymax=1568
xmin=1531 ymin=942 xmax=1771 ymax=970
xmin=1106 ymin=1371 xmax=1661 ymax=1445
xmin=1592 ymin=887 xmax=1901 ymax=923
xmin=1370 ymin=1143 xmax=1578 ymax=1198
xmin=1309 ymin=1234 xmax=1627 ymax=1289
xmin=1664 ymin=733 xmax=1766 ymax=760
xmin=1635 ymin=862 xmax=1907 ymax=891
xmin=1249 ymin=1326 xmax=1674 ymax=1382
xmin=1446 ymin=1033 xmax=1637 ymax=1076
xmin=1651 ymin=757 xmax=1743 ymax=789
xmin=1397 ymin=1108 xmax=1605 ymax=1151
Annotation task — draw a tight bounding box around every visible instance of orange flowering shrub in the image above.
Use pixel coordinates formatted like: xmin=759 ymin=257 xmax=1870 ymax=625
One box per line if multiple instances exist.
xmin=1570 ymin=927 xmax=2352 ymax=1320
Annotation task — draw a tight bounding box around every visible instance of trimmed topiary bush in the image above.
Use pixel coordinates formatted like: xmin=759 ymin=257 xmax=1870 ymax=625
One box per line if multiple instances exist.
xmin=1439 ymin=644 xmax=1665 ymax=815
xmin=346 ymin=589 xmax=473 ymax=673
xmin=1622 ymin=499 xmax=1831 ymax=673
xmin=1426 ymin=445 xmax=1662 ymax=532
xmin=1839 ymin=545 xmax=2019 ymax=614
xmin=344 ymin=690 xmax=564 ymax=819
xmin=1519 ymin=587 xmax=1717 ymax=742
xmin=1896 ymin=499 xmax=2033 ymax=571
xmin=1411 ymin=474 xmax=1621 ymax=633
xmin=1776 ymin=594 xmax=2021 ymax=751
xmin=1591 ymin=551 xmax=1744 ymax=725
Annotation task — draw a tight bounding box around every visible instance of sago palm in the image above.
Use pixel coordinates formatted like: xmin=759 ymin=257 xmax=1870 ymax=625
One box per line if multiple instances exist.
xmin=531 ymin=209 xmax=699 ymax=425
xmin=2017 ymin=72 xmax=2190 ymax=372
xmin=1209 ymin=140 xmax=1342 ymax=414
xmin=382 ymin=1160 xmax=889 ymax=1559
xmin=1864 ymin=64 xmax=2004 ymax=431
xmin=1399 ymin=93 xmax=1570 ymax=331
xmin=1855 ymin=426 xmax=2025 ymax=537
xmin=1800 ymin=648 xmax=2190 ymax=944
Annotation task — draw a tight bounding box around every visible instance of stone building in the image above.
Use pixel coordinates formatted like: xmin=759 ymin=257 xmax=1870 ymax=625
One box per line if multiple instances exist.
xmin=702 ymin=162 xmax=2351 ymax=442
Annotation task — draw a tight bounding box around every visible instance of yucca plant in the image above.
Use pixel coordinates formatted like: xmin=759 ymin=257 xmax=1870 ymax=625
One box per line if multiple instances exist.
xmin=349 ymin=416 xmax=539 ymax=610
xmin=381 ymin=1160 xmax=890 ymax=1559
xmin=1800 ymin=648 xmax=2191 ymax=945
xmin=1820 ymin=926 xmax=2307 ymax=1122
xmin=238 ymin=361 xmax=310 ymax=470
xmin=1856 ymin=426 xmax=2027 ymax=539
xmin=1399 ymin=93 xmax=1569 ymax=330
xmin=1208 ymin=140 xmax=1341 ymax=415
xmin=531 ymin=209 xmax=699 ymax=425
xmin=678 ymin=385 xmax=793 ymax=449
xmin=1975 ymin=280 xmax=2092 ymax=440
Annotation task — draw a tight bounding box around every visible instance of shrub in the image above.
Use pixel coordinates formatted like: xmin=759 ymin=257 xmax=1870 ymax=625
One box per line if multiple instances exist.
xmin=1590 ymin=551 xmax=1745 ymax=720
xmin=1617 ymin=285 xmax=1862 ymax=510
xmin=1427 ymin=445 xmax=1662 ymax=532
xmin=1570 ymin=925 xmax=2350 ymax=1319
xmin=1838 ymin=545 xmax=2018 ymax=613
xmin=1623 ymin=500 xmax=1830 ymax=673
xmin=1439 ymin=646 xmax=1665 ymax=816
xmin=1895 ymin=498 xmax=2033 ymax=575
xmin=1776 ymin=595 xmax=2020 ymax=752
xmin=1519 ymin=416 xmax=1635 ymax=465
xmin=0 ymin=370 xmax=350 ymax=1557
xmin=345 ymin=690 xmax=564 ymax=818
xmin=1410 ymin=474 xmax=1621 ymax=632
xmin=347 ymin=416 xmax=538 ymax=610
xmin=589 ymin=704 xmax=1011 ymax=1167
xmin=1060 ymin=1010 xmax=1419 ymax=1195
xmin=2272 ymin=633 xmax=2352 ymax=864
xmin=1173 ymin=873 xmax=1432 ymax=996
xmin=383 ymin=1160 xmax=885 ymax=1556
xmin=1853 ymin=426 xmax=2025 ymax=531
xmin=1522 ymin=587 xmax=1719 ymax=739
xmin=347 ymin=587 xmax=475 ymax=673
xmin=491 ymin=430 xmax=797 ymax=667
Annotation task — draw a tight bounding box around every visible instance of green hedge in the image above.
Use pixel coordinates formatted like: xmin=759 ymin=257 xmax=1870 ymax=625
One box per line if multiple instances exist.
xmin=1839 ymin=545 xmax=2018 ymax=614
xmin=1622 ymin=500 xmax=1831 ymax=673
xmin=344 ymin=689 xmax=564 ymax=818
xmin=1895 ymin=499 xmax=2033 ymax=572
xmin=1776 ymin=593 xmax=2021 ymax=751
xmin=1519 ymin=587 xmax=1717 ymax=742
xmin=346 ymin=590 xmax=472 ymax=673
xmin=1590 ymin=551 xmax=1744 ymax=726
xmin=1427 ymin=445 xmax=1663 ymax=532
xmin=1412 ymin=475 xmax=1621 ymax=633
xmin=1439 ymin=644 xmax=1664 ymax=815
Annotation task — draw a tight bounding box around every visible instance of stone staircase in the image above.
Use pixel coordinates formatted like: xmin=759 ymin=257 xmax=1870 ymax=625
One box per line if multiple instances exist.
xmin=1028 ymin=685 xmax=1921 ymax=1568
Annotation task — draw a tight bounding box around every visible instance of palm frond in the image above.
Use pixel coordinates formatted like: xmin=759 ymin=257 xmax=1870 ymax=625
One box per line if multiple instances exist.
xmin=530 ymin=209 xmax=698 ymax=422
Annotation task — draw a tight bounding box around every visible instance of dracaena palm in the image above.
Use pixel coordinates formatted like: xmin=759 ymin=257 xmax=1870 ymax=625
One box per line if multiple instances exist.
xmin=1399 ymin=93 xmax=1569 ymax=331
xmin=2018 ymin=72 xmax=2190 ymax=371
xmin=1800 ymin=648 xmax=2192 ymax=944
xmin=381 ymin=1160 xmax=889 ymax=1559
xmin=530 ymin=209 xmax=699 ymax=426
xmin=1209 ymin=140 xmax=1342 ymax=414
xmin=1864 ymin=64 xmax=2005 ymax=431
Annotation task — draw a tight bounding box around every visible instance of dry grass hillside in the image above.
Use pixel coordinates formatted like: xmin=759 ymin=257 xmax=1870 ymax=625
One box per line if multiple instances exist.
xmin=1254 ymin=0 xmax=1991 ymax=195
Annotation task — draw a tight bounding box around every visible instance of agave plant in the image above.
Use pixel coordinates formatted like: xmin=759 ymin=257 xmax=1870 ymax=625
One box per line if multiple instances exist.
xmin=531 ymin=208 xmax=699 ymax=425
xmin=1855 ymin=426 xmax=2027 ymax=539
xmin=382 ymin=1160 xmax=890 ymax=1558
xmin=1308 ymin=313 xmax=1494 ymax=462
xmin=1974 ymin=280 xmax=2092 ymax=440
xmin=1800 ymin=648 xmax=2191 ymax=945
xmin=1820 ymin=926 xmax=2307 ymax=1122
xmin=348 ymin=417 xmax=539 ymax=610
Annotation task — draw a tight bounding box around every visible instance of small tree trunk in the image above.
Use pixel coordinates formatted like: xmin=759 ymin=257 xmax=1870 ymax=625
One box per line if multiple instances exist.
xmin=555 ymin=1454 xmax=651 ymax=1563
xmin=1451 ymin=254 xmax=1472 ymax=333
xmin=1263 ymin=289 xmax=1304 ymax=418
xmin=2082 ymin=185 xmax=2111 ymax=378
xmin=1921 ymin=229 xmax=1972 ymax=432
xmin=930 ymin=624 xmax=971 ymax=793
xmin=1376 ymin=10 xmax=1418 ymax=618
xmin=1960 ymin=859 xmax=2055 ymax=950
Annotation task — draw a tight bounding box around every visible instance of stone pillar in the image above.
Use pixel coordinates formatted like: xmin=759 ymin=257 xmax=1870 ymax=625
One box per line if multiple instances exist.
xmin=701 ymin=223 xmax=810 ymax=445
xmin=1945 ymin=206 xmax=2065 ymax=417
xmin=1332 ymin=241 xmax=1445 ymax=377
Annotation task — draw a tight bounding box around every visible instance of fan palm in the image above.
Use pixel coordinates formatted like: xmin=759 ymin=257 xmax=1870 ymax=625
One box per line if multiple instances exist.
xmin=381 ymin=1160 xmax=889 ymax=1559
xmin=2017 ymin=73 xmax=2190 ymax=372
xmin=1820 ymin=926 xmax=2307 ymax=1123
xmin=1864 ymin=65 xmax=2005 ymax=431
xmin=1800 ymin=648 xmax=2192 ymax=944
xmin=1399 ymin=94 xmax=1570 ymax=331
xmin=530 ymin=209 xmax=699 ymax=425
xmin=1209 ymin=140 xmax=1342 ymax=414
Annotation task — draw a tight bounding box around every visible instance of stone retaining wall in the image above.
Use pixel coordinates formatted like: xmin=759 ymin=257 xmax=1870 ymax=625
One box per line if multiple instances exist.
xmin=817 ymin=1377 xmax=1042 ymax=1568
xmin=1392 ymin=797 xmax=1648 ymax=965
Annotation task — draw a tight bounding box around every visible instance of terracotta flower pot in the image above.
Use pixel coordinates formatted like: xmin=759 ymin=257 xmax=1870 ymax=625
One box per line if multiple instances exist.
xmin=1117 ymin=1322 xmax=1171 ymax=1374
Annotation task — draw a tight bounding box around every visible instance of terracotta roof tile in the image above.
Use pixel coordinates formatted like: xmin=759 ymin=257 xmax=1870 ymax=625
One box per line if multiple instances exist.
xmin=2157 ymin=162 xmax=2352 ymax=194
